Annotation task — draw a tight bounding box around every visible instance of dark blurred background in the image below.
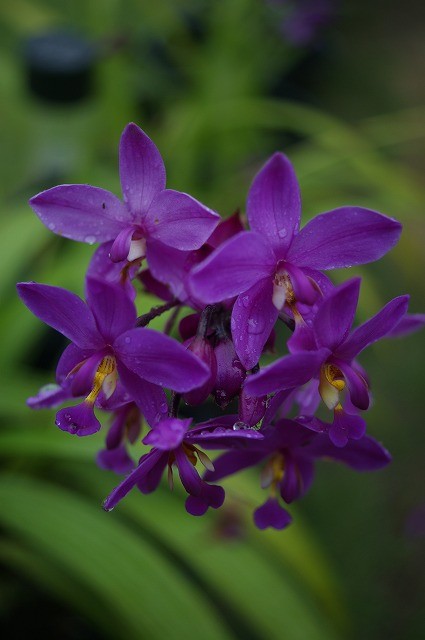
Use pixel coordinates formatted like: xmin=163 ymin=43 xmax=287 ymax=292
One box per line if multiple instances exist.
xmin=1 ymin=1 xmax=424 ymax=639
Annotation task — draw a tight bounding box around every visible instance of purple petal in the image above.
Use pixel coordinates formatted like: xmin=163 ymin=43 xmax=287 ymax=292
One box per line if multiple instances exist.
xmin=329 ymin=409 xmax=366 ymax=448
xmin=174 ymin=447 xmax=203 ymax=497
xmin=189 ymin=231 xmax=276 ymax=303
xmin=244 ymin=350 xmax=329 ymax=396
xmin=87 ymin=241 xmax=137 ymax=300
xmin=109 ymin=226 xmax=135 ymax=262
xmin=55 ymin=343 xmax=90 ymax=383
xmin=253 ymin=498 xmax=292 ymax=530
xmin=204 ymin=450 xmax=266 ymax=482
xmin=115 ymin=328 xmax=209 ymax=392
xmin=86 ymin=277 xmax=136 ymax=343
xmin=386 ymin=313 xmax=425 ymax=338
xmin=335 ymin=360 xmax=370 ymax=411
xmin=30 ymin=185 xmax=128 ymax=243
xmin=232 ymin=278 xmax=279 ymax=370
xmin=103 ymin=449 xmax=166 ymax=510
xmin=239 ymin=387 xmax=268 ymax=427
xmin=207 ymin=211 xmax=245 ymax=249
xmin=185 ymin=485 xmax=225 ymax=516
xmin=56 ymin=401 xmax=101 ymax=436
xmin=247 ymin=153 xmax=301 ymax=259
xmin=313 ymin=278 xmax=361 ymax=351
xmin=143 ymin=418 xmax=192 ymax=451
xmin=119 ymin=123 xmax=166 ymax=218
xmin=116 ymin=362 xmax=168 ymax=427
xmin=280 ymin=457 xmax=315 ymax=503
xmin=137 ymin=453 xmax=169 ymax=494
xmin=145 ymin=189 xmax=220 ymax=250
xmin=96 ymin=445 xmax=135 ymax=474
xmin=187 ymin=425 xmax=264 ymax=450
xmin=287 ymin=207 xmax=402 ymax=270
xmin=27 ymin=383 xmax=72 ymax=409
xmin=336 ymin=295 xmax=410 ymax=361
xmin=308 ymin=434 xmax=391 ymax=471
xmin=145 ymin=240 xmax=190 ymax=302
xmin=17 ymin=282 xmax=103 ymax=351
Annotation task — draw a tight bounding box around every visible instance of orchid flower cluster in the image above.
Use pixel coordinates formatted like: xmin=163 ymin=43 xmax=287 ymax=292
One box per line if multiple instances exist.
xmin=18 ymin=123 xmax=424 ymax=530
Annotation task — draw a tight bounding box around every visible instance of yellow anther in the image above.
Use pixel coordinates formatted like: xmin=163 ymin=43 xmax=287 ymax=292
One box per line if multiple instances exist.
xmin=85 ymin=356 xmax=117 ymax=404
xmin=324 ymin=364 xmax=345 ymax=391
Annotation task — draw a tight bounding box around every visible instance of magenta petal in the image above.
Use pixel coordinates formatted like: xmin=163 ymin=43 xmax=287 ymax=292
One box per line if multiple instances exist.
xmin=313 ymin=278 xmax=361 ymax=351
xmin=189 ymin=231 xmax=276 ymax=303
xmin=232 ymin=278 xmax=279 ymax=370
xmin=254 ymin=498 xmax=292 ymax=530
xmin=119 ymin=123 xmax=166 ymax=218
xmin=30 ymin=184 xmax=128 ymax=243
xmin=116 ymin=362 xmax=168 ymax=427
xmin=115 ymin=328 xmax=209 ymax=392
xmin=244 ymin=350 xmax=329 ymax=396
xmin=247 ymin=153 xmax=301 ymax=259
xmin=336 ymin=295 xmax=410 ymax=361
xmin=143 ymin=418 xmax=192 ymax=451
xmin=146 ymin=189 xmax=220 ymax=250
xmin=56 ymin=401 xmax=101 ymax=436
xmin=103 ymin=449 xmax=166 ymax=510
xmin=17 ymin=282 xmax=103 ymax=351
xmin=86 ymin=277 xmax=137 ymax=343
xmin=287 ymin=207 xmax=402 ymax=270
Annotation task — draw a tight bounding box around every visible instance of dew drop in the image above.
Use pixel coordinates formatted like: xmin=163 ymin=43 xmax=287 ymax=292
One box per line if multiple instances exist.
xmin=242 ymin=296 xmax=250 ymax=308
xmin=85 ymin=235 xmax=97 ymax=245
xmin=124 ymin=336 xmax=131 ymax=344
xmin=232 ymin=421 xmax=248 ymax=430
xmin=278 ymin=228 xmax=287 ymax=239
xmin=48 ymin=223 xmax=56 ymax=231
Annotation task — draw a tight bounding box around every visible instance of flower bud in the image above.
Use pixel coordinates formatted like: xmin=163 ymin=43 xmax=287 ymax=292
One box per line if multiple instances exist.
xmin=213 ymin=337 xmax=246 ymax=408
xmin=183 ymin=336 xmax=217 ymax=405
xmin=238 ymin=386 xmax=268 ymax=427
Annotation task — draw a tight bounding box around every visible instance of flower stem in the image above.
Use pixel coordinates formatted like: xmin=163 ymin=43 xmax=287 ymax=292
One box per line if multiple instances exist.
xmin=136 ymin=299 xmax=180 ymax=327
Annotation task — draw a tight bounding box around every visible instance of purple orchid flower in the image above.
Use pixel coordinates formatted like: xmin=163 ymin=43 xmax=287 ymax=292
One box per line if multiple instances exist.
xmin=189 ymin=153 xmax=402 ymax=369
xmin=17 ymin=277 xmax=210 ymax=435
xmin=103 ymin=416 xmax=263 ymax=516
xmin=205 ymin=418 xmax=391 ymax=530
xmin=245 ymin=278 xmax=410 ymax=446
xmin=96 ymin=402 xmax=142 ymax=474
xmin=29 ymin=123 xmax=220 ymax=264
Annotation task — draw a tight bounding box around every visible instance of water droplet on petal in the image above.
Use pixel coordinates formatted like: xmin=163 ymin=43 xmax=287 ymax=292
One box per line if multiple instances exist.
xmin=232 ymin=421 xmax=248 ymax=430
xmin=278 ymin=228 xmax=287 ymax=239
xmin=124 ymin=336 xmax=131 ymax=344
xmin=48 ymin=223 xmax=56 ymax=231
xmin=85 ymin=235 xmax=97 ymax=245
xmin=242 ymin=296 xmax=250 ymax=308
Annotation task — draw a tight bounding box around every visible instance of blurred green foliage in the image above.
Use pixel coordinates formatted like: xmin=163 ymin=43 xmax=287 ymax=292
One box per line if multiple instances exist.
xmin=1 ymin=1 xmax=424 ymax=638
